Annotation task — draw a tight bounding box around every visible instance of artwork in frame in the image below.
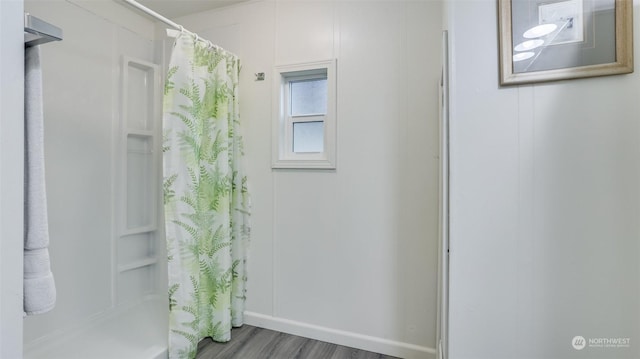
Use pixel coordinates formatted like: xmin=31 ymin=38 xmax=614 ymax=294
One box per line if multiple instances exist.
xmin=498 ymin=0 xmax=633 ymax=86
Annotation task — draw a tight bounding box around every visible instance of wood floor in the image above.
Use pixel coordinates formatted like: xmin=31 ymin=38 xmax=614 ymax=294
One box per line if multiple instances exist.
xmin=196 ymin=325 xmax=400 ymax=359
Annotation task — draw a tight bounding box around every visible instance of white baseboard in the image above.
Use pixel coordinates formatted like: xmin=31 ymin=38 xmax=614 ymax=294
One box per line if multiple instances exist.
xmin=243 ymin=311 xmax=436 ymax=359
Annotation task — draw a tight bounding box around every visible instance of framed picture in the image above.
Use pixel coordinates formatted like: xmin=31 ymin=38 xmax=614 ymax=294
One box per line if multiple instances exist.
xmin=498 ymin=0 xmax=633 ymax=86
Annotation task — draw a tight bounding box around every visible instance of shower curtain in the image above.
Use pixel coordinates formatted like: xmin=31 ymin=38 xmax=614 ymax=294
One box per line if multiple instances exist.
xmin=163 ymin=32 xmax=250 ymax=359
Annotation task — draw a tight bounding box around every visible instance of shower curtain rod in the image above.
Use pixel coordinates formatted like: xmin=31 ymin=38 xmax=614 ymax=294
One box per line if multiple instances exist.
xmin=121 ymin=0 xmax=219 ymax=48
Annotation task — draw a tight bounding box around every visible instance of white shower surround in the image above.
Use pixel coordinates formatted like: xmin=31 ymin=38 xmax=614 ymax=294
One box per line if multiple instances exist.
xmin=22 ymin=1 xmax=169 ymax=358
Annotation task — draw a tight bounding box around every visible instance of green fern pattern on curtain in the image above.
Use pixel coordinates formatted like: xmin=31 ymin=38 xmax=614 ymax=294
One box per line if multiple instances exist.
xmin=163 ymin=32 xmax=250 ymax=359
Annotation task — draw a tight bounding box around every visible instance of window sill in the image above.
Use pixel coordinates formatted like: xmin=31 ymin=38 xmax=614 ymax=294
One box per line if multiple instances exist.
xmin=272 ymin=158 xmax=336 ymax=170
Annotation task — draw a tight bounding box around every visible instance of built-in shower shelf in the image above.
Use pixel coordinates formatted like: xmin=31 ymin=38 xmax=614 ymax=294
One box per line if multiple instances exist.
xmin=118 ymin=257 xmax=158 ymax=273
xmin=121 ymin=225 xmax=157 ymax=237
xmin=114 ymin=54 xmax=162 ymax=306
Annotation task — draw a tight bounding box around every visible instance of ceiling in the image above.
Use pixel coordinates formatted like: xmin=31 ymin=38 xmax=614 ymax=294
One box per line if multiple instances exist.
xmin=137 ymin=0 xmax=247 ymax=19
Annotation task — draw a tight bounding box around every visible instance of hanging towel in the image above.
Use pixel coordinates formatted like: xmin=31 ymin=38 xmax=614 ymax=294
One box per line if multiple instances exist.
xmin=24 ymin=45 xmax=56 ymax=316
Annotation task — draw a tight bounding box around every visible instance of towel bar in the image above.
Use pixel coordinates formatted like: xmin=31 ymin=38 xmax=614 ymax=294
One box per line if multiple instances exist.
xmin=24 ymin=13 xmax=62 ymax=47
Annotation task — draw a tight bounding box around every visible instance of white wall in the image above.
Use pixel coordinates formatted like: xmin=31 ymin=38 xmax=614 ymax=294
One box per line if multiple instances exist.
xmin=447 ymin=1 xmax=640 ymax=358
xmin=0 ymin=0 xmax=25 ymax=357
xmin=177 ymin=1 xmax=442 ymax=358
xmin=23 ymin=0 xmax=163 ymax=347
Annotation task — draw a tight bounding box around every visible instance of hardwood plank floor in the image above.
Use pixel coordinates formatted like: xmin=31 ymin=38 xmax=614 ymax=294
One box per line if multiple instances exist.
xmin=196 ymin=325 xmax=400 ymax=359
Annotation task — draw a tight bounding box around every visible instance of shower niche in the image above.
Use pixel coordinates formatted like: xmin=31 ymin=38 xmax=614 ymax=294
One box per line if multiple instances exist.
xmin=117 ymin=56 xmax=164 ymax=305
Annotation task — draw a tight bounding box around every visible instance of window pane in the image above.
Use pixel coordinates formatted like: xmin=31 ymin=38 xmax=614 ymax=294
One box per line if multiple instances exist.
xmin=291 ymin=79 xmax=327 ymax=116
xmin=293 ymin=121 xmax=324 ymax=153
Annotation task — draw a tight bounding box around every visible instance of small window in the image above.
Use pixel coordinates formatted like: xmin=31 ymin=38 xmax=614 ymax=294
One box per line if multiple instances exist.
xmin=273 ymin=60 xmax=336 ymax=169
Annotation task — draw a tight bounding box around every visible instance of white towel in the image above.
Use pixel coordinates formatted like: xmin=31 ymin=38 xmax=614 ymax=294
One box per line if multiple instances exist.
xmin=24 ymin=45 xmax=56 ymax=316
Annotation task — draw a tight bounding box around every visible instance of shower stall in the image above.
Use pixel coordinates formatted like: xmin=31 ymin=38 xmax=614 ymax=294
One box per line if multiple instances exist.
xmin=22 ymin=1 xmax=170 ymax=357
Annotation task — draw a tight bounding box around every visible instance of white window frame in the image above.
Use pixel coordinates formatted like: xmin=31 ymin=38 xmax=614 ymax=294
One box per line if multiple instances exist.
xmin=272 ymin=59 xmax=336 ymax=169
